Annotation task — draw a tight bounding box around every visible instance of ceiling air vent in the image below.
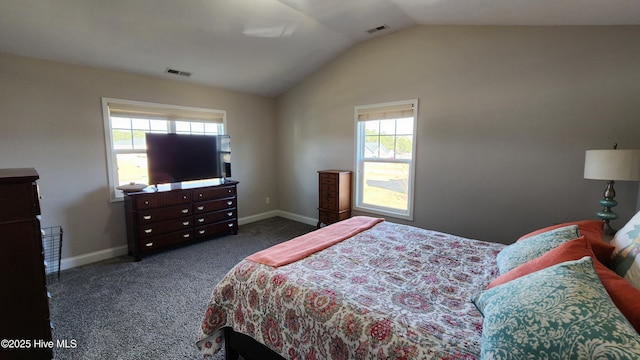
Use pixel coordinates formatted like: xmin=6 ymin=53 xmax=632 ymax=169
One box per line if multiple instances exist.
xmin=165 ymin=68 xmax=192 ymax=77
xmin=366 ymin=24 xmax=389 ymax=34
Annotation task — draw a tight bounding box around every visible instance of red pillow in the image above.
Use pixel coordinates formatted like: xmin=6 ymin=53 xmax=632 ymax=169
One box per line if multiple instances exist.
xmin=488 ymin=237 xmax=591 ymax=288
xmin=488 ymin=236 xmax=640 ymax=333
xmin=593 ymin=259 xmax=640 ymax=333
xmin=517 ymin=220 xmax=610 ymax=264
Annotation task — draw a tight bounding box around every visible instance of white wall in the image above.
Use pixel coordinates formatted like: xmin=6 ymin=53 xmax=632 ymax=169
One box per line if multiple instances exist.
xmin=276 ymin=26 xmax=640 ymax=244
xmin=0 ymin=52 xmax=279 ymax=265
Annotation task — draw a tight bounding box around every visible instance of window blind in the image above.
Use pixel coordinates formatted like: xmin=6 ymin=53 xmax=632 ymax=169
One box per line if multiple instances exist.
xmin=357 ymin=103 xmax=414 ymax=121
xmin=107 ymin=102 xmax=225 ymax=122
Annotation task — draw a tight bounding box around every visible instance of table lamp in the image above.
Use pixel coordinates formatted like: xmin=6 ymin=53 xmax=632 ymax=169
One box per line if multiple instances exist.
xmin=584 ymin=144 xmax=640 ymax=235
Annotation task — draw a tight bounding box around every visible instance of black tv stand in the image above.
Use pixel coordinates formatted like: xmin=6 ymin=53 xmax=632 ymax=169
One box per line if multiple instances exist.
xmin=123 ymin=181 xmax=239 ymax=261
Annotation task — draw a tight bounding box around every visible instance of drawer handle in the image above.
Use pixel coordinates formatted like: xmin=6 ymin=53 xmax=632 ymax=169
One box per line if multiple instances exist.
xmin=227 ymin=223 xmax=234 ymax=228
xmin=198 ymin=218 xmax=205 ymax=223
xmin=144 ymin=229 xmax=153 ymax=234
xmin=145 ymin=242 xmax=153 ymax=247
xmin=143 ymin=215 xmax=152 ymax=220
xmin=227 ymin=201 xmax=233 ymax=206
xmin=181 ymin=209 xmax=189 ymax=214
xmin=199 ymin=193 xmax=203 ymax=197
xmin=183 ymin=221 xmax=190 ymax=226
xmin=228 ymin=189 xmax=232 ymax=193
xmin=197 ymin=206 xmax=204 ymax=211
xmin=227 ymin=212 xmax=233 ymax=217
xmin=183 ymin=234 xmax=190 ymax=238
xmin=183 ymin=195 xmax=188 ymax=199
xmin=199 ymin=230 xmax=205 ymax=235
xmin=144 ymin=200 xmax=150 ymax=205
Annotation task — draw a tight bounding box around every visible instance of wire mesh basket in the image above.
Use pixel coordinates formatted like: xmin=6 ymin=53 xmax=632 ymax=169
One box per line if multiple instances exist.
xmin=42 ymin=226 xmax=63 ymax=284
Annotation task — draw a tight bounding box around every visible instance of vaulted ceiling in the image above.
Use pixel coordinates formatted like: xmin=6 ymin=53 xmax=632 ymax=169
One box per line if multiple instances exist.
xmin=1 ymin=0 xmax=639 ymax=97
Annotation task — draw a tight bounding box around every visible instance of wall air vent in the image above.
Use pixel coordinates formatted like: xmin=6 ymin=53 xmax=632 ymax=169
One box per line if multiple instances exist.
xmin=165 ymin=68 xmax=192 ymax=77
xmin=366 ymin=24 xmax=389 ymax=34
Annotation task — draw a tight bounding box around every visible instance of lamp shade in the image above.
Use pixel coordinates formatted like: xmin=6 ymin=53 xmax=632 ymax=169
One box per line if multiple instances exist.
xmin=584 ymin=149 xmax=640 ymax=181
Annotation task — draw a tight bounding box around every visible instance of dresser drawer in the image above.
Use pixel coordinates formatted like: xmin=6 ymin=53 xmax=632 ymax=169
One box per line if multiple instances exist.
xmin=320 ymin=183 xmax=337 ymax=193
xmin=193 ymin=186 xmax=236 ymax=201
xmin=319 ymin=173 xmax=337 ymax=185
xmin=131 ymin=191 xmax=192 ymax=209
xmin=194 ymin=208 xmax=237 ymax=226
xmin=193 ymin=198 xmax=236 ymax=214
xmin=194 ymin=220 xmax=237 ymax=238
xmin=0 ymin=182 xmax=40 ymax=221
xmin=319 ymin=192 xmax=337 ymax=210
xmin=139 ymin=230 xmax=193 ymax=250
xmin=137 ymin=204 xmax=191 ymax=224
xmin=319 ymin=210 xmax=350 ymax=225
xmin=319 ymin=210 xmax=339 ymax=224
xmin=138 ymin=216 xmax=192 ymax=238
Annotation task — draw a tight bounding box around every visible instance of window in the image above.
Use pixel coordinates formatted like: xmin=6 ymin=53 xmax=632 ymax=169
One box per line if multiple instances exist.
xmin=102 ymin=98 xmax=226 ymax=201
xmin=354 ymin=99 xmax=417 ymax=220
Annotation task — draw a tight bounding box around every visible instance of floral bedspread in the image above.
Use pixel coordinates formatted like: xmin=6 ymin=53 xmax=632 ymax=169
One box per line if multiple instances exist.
xmin=196 ymin=221 xmax=505 ymax=359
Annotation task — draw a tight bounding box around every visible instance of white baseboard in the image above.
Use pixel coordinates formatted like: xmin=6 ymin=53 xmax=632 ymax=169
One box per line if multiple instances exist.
xmin=59 ymin=211 xmax=317 ymax=270
xmin=237 ymin=210 xmax=280 ymax=225
xmin=275 ymin=210 xmax=317 ymax=227
xmin=60 ymin=245 xmax=129 ymax=271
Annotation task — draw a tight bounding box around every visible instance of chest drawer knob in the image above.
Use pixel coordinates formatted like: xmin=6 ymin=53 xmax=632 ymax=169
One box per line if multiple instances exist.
xmin=183 ymin=233 xmax=190 ymax=238
xmin=145 ymin=242 xmax=154 ymax=247
xmin=197 ymin=205 xmax=205 ymax=211
xmin=227 ymin=201 xmax=233 ymax=206
xmin=199 ymin=230 xmax=206 ymax=235
xmin=143 ymin=215 xmax=152 ymax=220
xmin=183 ymin=221 xmax=190 ymax=226
xmin=181 ymin=209 xmax=189 ymax=214
xmin=144 ymin=229 xmax=153 ymax=234
xmin=227 ymin=212 xmax=233 ymax=217
xmin=227 ymin=223 xmax=234 ymax=228
xmin=198 ymin=218 xmax=205 ymax=223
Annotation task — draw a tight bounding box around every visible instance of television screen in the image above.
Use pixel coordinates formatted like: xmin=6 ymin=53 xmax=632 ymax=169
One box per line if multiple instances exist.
xmin=145 ymin=133 xmax=230 ymax=185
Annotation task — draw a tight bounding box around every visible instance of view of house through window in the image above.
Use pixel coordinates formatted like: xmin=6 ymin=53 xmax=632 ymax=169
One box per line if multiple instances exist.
xmin=355 ymin=100 xmax=417 ymax=220
xmin=102 ymin=98 xmax=226 ymax=201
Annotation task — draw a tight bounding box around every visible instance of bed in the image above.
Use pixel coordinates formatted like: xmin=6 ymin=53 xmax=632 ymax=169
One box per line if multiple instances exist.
xmin=196 ymin=215 xmax=640 ymax=359
xmin=196 ymin=217 xmax=505 ymax=359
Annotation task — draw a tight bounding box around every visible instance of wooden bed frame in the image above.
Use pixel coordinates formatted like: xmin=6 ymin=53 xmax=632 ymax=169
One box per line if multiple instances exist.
xmin=224 ymin=327 xmax=285 ymax=360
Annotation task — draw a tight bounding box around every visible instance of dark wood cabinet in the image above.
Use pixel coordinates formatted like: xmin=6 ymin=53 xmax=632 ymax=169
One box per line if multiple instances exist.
xmin=124 ymin=181 xmax=238 ymax=261
xmin=317 ymin=170 xmax=351 ymax=228
xmin=0 ymin=168 xmax=52 ymax=359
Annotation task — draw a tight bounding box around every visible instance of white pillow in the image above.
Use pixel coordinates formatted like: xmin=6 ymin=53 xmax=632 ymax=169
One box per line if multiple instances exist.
xmin=611 ymin=210 xmax=640 ymax=290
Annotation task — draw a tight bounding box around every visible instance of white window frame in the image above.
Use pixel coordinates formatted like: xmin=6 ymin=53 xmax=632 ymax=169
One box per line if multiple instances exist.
xmin=354 ymin=99 xmax=418 ymax=220
xmin=102 ymin=98 xmax=227 ymax=202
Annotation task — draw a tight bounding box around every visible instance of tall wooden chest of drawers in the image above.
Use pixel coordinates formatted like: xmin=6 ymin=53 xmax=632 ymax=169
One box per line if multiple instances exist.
xmin=317 ymin=170 xmax=352 ymax=228
xmin=0 ymin=168 xmax=52 ymax=359
xmin=124 ymin=181 xmax=238 ymax=261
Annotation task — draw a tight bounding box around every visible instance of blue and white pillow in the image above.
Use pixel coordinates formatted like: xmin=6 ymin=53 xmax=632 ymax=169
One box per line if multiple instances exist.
xmin=611 ymin=210 xmax=640 ymax=290
xmin=473 ymin=257 xmax=640 ymax=359
xmin=495 ymin=225 xmax=579 ymax=274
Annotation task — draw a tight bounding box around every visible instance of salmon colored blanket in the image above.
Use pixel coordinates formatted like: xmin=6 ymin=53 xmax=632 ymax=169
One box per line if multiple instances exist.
xmin=247 ymin=216 xmax=384 ymax=267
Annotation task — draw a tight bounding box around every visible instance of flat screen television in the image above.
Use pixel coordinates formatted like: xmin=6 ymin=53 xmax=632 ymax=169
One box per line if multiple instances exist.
xmin=145 ymin=133 xmax=231 ymax=186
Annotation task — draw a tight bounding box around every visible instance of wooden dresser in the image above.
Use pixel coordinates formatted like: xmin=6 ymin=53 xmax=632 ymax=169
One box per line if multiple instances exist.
xmin=317 ymin=170 xmax=352 ymax=228
xmin=124 ymin=181 xmax=238 ymax=261
xmin=0 ymin=168 xmax=52 ymax=359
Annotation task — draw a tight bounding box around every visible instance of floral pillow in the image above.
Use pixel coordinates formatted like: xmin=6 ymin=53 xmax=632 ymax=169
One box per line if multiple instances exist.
xmin=611 ymin=211 xmax=640 ymax=290
xmin=473 ymin=257 xmax=640 ymax=359
xmin=495 ymin=225 xmax=579 ymax=274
